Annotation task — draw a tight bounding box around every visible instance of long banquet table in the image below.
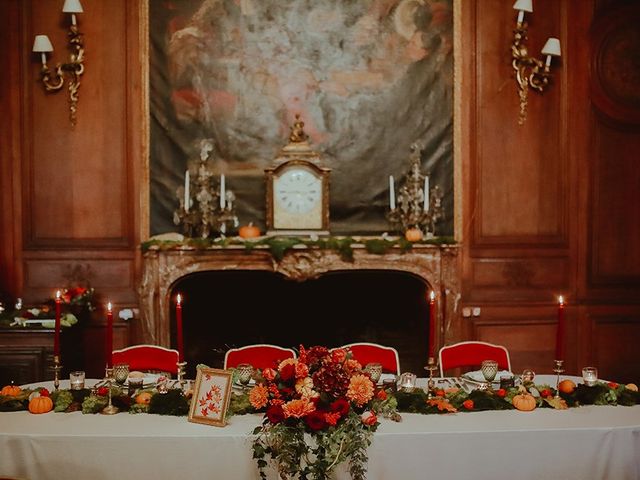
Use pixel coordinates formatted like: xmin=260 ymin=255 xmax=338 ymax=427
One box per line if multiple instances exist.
xmin=1 ymin=376 xmax=639 ymax=480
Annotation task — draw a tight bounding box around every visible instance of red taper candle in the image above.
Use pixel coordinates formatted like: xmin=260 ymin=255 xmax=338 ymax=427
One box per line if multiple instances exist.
xmin=428 ymin=290 xmax=437 ymax=360
xmin=54 ymin=290 xmax=62 ymax=357
xmin=555 ymin=295 xmax=565 ymax=360
xmin=176 ymin=293 xmax=184 ymax=362
xmin=106 ymin=301 xmax=113 ymax=368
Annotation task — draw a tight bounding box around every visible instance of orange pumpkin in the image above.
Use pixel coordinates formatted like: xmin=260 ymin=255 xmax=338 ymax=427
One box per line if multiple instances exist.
xmin=512 ymin=393 xmax=537 ymax=411
xmin=239 ymin=223 xmax=261 ymax=239
xmin=28 ymin=395 xmax=53 ymax=414
xmin=558 ymin=379 xmax=576 ymax=394
xmin=626 ymin=383 xmax=638 ymax=392
xmin=135 ymin=392 xmax=153 ymax=405
xmin=404 ymin=227 xmax=423 ymax=242
xmin=1 ymin=384 xmax=21 ymax=397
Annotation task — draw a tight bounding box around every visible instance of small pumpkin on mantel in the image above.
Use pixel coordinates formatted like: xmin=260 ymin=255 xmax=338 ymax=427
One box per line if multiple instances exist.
xmin=239 ymin=222 xmax=261 ymax=239
xmin=404 ymin=227 xmax=423 ymax=242
xmin=1 ymin=383 xmax=21 ymax=397
xmin=512 ymin=386 xmax=537 ymax=412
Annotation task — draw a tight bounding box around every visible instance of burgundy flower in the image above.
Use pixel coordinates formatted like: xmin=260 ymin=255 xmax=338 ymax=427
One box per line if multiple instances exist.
xmin=305 ymin=410 xmax=327 ymax=431
xmin=330 ymin=398 xmax=350 ymax=416
xmin=266 ymin=404 xmax=285 ymax=424
xmin=280 ymin=364 xmax=295 ymax=382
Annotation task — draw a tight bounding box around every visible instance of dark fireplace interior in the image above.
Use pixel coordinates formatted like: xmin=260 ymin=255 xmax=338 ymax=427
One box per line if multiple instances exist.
xmin=171 ymin=270 xmax=432 ymax=378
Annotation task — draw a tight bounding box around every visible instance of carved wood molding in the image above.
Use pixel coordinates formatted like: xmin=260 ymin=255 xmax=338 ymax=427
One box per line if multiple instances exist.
xmin=139 ymin=245 xmax=461 ymax=349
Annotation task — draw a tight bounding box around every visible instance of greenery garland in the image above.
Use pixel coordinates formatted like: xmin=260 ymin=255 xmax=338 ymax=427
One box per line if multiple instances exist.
xmin=140 ymin=235 xmax=456 ymax=262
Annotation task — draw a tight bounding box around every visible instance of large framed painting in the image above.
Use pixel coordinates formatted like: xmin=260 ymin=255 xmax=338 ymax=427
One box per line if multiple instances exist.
xmin=149 ymin=0 xmax=454 ymax=236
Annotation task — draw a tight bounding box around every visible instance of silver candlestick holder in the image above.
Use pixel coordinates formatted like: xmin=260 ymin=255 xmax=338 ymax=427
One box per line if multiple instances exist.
xmin=553 ymin=359 xmax=564 ymax=399
xmin=101 ymin=377 xmax=119 ymax=415
xmin=424 ymin=356 xmax=439 ymax=398
xmin=174 ymin=141 xmax=239 ymax=239
xmin=387 ymin=143 xmax=444 ymax=238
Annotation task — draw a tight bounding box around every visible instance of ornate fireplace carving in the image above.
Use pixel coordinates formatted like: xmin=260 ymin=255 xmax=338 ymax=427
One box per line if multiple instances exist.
xmin=139 ymin=243 xmax=461 ymax=352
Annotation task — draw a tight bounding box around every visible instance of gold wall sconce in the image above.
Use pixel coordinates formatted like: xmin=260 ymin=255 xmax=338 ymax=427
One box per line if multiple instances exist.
xmin=32 ymin=0 xmax=85 ymax=126
xmin=511 ymin=0 xmax=561 ymax=124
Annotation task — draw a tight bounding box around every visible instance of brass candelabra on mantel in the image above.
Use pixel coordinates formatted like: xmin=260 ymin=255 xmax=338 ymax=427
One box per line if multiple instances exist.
xmin=173 ymin=141 xmax=239 ymax=238
xmin=32 ymin=0 xmax=85 ymax=126
xmin=511 ymin=0 xmax=561 ymax=125
xmin=387 ymin=143 xmax=444 ymax=238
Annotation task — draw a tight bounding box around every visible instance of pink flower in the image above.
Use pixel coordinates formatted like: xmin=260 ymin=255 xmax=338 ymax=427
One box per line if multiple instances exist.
xmin=262 ymin=368 xmax=277 ymax=381
xmin=295 ymin=362 xmax=309 ymax=379
xmin=331 ymin=348 xmax=347 ymax=364
xmin=361 ymin=410 xmax=377 ymax=426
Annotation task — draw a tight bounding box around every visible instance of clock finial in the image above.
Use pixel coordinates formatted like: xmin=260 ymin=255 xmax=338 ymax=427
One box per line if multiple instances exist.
xmin=289 ymin=114 xmax=308 ymax=143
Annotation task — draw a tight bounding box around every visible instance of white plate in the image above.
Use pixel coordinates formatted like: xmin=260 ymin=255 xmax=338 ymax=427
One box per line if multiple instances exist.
xmin=126 ymin=373 xmax=162 ymax=386
xmin=378 ymin=373 xmax=398 ymax=384
xmin=462 ymin=370 xmax=512 ymax=384
xmin=233 ymin=379 xmax=256 ymax=388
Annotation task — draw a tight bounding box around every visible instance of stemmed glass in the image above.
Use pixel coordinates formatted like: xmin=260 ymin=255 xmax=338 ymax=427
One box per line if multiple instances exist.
xmin=481 ymin=360 xmax=499 ymax=386
xmin=364 ymin=363 xmax=383 ymax=384
xmin=236 ymin=363 xmax=254 ymax=389
xmin=113 ymin=363 xmax=130 ymax=386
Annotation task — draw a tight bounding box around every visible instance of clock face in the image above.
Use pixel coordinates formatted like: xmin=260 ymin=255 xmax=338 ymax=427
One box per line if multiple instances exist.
xmin=274 ymin=168 xmax=322 ymax=215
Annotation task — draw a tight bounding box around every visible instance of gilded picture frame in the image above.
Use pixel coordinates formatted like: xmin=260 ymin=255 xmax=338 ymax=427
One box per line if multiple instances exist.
xmin=188 ymin=367 xmax=233 ymax=427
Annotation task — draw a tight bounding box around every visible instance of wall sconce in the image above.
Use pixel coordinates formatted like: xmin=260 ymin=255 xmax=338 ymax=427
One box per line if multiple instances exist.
xmin=511 ymin=0 xmax=561 ymax=124
xmin=32 ymin=0 xmax=85 ymax=126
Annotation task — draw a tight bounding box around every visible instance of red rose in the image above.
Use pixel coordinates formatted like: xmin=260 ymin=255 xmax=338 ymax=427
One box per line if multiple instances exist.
xmin=39 ymin=388 xmax=50 ymax=397
xmin=294 ymin=362 xmax=309 ymax=379
xmin=376 ymin=389 xmax=388 ymax=400
xmin=496 ymin=388 xmax=507 ymax=398
xmin=540 ymin=389 xmax=552 ymax=398
xmin=361 ymin=410 xmax=377 ymax=426
xmin=463 ymin=399 xmax=474 ymax=410
xmin=97 ymin=386 xmax=109 ymax=397
xmin=331 ymin=348 xmax=347 ymax=364
xmin=607 ymin=382 xmax=619 ymax=389
xmin=266 ymin=404 xmax=285 ymax=424
xmin=280 ymin=364 xmax=295 ymax=382
xmin=262 ymin=368 xmax=277 ymax=381
xmin=305 ymin=410 xmax=327 ymax=431
xmin=330 ymin=398 xmax=350 ymax=416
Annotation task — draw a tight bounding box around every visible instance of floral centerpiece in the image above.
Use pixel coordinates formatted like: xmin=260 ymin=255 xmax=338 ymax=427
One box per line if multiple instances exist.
xmin=249 ymin=345 xmax=392 ymax=480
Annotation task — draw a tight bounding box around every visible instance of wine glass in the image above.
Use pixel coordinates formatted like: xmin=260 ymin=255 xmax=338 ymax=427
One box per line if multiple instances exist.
xmin=236 ymin=363 xmax=254 ymax=389
xmin=113 ymin=363 xmax=130 ymax=386
xmin=364 ymin=363 xmax=383 ymax=384
xmin=481 ymin=360 xmax=499 ymax=383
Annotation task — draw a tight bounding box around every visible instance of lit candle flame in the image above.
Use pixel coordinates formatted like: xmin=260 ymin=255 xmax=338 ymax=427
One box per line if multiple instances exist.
xmin=176 ymin=293 xmax=182 ymax=305
xmin=107 ymin=301 xmax=112 ymax=312
xmin=429 ymin=291 xmax=436 ymax=302
xmin=558 ymin=295 xmax=564 ymax=306
xmin=55 ymin=290 xmax=61 ymax=300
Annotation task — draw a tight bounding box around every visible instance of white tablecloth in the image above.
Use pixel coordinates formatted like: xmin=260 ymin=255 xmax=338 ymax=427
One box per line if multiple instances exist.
xmin=2 ymin=377 xmax=639 ymax=480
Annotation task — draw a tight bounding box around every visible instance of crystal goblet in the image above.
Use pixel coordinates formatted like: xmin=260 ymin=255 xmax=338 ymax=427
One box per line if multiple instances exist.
xmin=481 ymin=360 xmax=499 ymax=382
xmin=113 ymin=363 xmax=130 ymax=386
xmin=236 ymin=363 xmax=254 ymax=388
xmin=364 ymin=363 xmax=383 ymax=384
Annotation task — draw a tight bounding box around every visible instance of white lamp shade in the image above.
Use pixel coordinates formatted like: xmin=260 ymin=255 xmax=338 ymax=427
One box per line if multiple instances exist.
xmin=513 ymin=0 xmax=533 ymax=12
xmin=542 ymin=37 xmax=562 ymax=57
xmin=62 ymin=0 xmax=83 ymax=13
xmin=32 ymin=35 xmax=53 ymax=53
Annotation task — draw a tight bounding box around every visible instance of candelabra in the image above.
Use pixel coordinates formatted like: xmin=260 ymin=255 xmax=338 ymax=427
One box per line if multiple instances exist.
xmin=552 ymin=359 xmax=564 ymax=399
xmin=31 ymin=0 xmax=85 ymax=126
xmin=53 ymin=355 xmax=63 ymax=392
xmin=173 ymin=141 xmax=239 ymax=238
xmin=424 ymin=357 xmax=439 ymax=399
xmin=387 ymin=143 xmax=444 ymax=237
xmin=511 ymin=0 xmax=561 ymax=125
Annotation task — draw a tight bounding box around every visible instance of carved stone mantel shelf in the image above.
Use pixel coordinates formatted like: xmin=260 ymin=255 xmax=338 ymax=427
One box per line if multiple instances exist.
xmin=139 ymin=243 xmax=461 ymax=351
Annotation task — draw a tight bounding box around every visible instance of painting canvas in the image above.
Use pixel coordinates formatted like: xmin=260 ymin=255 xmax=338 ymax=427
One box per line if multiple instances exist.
xmin=149 ymin=0 xmax=453 ymax=236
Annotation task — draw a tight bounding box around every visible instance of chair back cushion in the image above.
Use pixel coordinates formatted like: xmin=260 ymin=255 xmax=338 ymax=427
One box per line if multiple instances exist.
xmin=439 ymin=341 xmax=511 ymax=376
xmin=224 ymin=344 xmax=296 ymax=370
xmin=112 ymin=345 xmax=179 ymax=374
xmin=342 ymin=343 xmax=400 ymax=375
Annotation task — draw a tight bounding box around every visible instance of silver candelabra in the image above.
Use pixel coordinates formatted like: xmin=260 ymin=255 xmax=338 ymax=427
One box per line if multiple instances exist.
xmin=387 ymin=143 xmax=444 ymax=237
xmin=173 ymin=141 xmax=239 ymax=238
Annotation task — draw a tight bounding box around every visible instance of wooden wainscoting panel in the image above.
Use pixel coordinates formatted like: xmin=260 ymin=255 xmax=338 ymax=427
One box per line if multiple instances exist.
xmin=585 ymin=308 xmax=640 ymax=384
xmin=23 ymin=0 xmax=133 ymax=248
xmin=471 ymin=0 xmax=568 ymax=247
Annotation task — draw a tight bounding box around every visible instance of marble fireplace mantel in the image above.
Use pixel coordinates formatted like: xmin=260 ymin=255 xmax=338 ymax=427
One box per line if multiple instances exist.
xmin=139 ymin=242 xmax=461 ymax=351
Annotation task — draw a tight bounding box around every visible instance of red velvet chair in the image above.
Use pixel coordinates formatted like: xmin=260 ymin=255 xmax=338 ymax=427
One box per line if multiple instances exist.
xmin=111 ymin=345 xmax=179 ymax=375
xmin=223 ymin=344 xmax=296 ymax=370
xmin=438 ymin=341 xmax=511 ymax=377
xmin=341 ymin=342 xmax=400 ymax=375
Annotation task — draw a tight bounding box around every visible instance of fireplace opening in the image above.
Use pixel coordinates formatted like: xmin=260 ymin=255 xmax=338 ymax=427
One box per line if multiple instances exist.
xmin=171 ymin=270 xmax=432 ymax=377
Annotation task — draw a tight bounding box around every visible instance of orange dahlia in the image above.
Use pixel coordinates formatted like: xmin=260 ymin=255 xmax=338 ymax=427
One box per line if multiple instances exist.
xmin=282 ymin=398 xmax=316 ymax=418
xmin=249 ymin=384 xmax=269 ymax=410
xmin=346 ymin=374 xmax=374 ymax=407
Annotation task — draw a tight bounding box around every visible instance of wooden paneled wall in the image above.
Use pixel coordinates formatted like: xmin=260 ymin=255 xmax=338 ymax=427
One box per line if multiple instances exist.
xmin=1 ymin=0 xmax=638 ymax=382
